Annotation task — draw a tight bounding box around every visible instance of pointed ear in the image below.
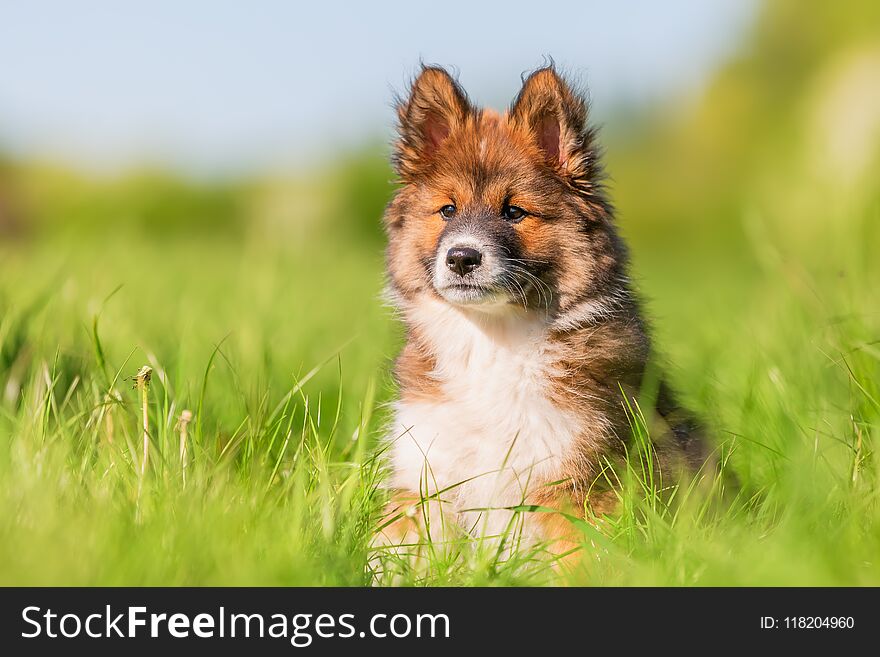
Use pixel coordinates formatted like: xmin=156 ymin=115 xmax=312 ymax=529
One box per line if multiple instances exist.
xmin=510 ymin=67 xmax=596 ymax=189
xmin=394 ymin=66 xmax=472 ymax=180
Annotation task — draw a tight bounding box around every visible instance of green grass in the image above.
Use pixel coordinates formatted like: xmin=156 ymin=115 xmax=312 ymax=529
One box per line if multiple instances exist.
xmin=2 ymin=0 xmax=878 ymax=587
xmin=1 ymin=185 xmax=877 ymax=586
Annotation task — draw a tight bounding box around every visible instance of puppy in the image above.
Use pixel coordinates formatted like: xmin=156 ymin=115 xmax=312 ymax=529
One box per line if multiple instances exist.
xmin=378 ymin=65 xmax=706 ymax=558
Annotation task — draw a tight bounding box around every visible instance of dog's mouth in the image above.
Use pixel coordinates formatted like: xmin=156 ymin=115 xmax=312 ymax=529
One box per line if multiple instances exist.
xmin=443 ymin=282 xmax=484 ymax=291
xmin=436 ymin=281 xmax=508 ymax=307
xmin=431 ymin=245 xmax=525 ymax=309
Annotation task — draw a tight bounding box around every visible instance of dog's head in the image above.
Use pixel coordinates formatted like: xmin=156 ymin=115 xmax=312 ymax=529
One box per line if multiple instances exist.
xmin=384 ymin=65 xmax=625 ymax=322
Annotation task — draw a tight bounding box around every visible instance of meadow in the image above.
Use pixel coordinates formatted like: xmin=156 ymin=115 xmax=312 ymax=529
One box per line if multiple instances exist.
xmin=1 ymin=0 xmax=878 ymax=586
xmin=1 ymin=151 xmax=877 ymax=586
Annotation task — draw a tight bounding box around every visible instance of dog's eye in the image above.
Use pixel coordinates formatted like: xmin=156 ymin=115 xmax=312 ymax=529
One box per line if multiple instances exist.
xmin=439 ymin=204 xmax=457 ymax=220
xmin=502 ymin=205 xmax=526 ymax=223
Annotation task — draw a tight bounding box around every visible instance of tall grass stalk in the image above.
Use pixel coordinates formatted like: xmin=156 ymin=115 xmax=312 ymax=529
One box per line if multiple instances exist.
xmin=135 ymin=365 xmax=152 ymax=476
xmin=178 ymin=409 xmax=192 ymax=486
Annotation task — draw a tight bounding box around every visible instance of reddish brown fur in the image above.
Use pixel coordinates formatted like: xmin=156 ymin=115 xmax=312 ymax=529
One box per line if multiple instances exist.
xmin=380 ymin=65 xmax=707 ymax=557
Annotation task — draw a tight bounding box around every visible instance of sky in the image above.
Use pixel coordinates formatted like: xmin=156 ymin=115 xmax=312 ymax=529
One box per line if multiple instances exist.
xmin=0 ymin=0 xmax=758 ymax=176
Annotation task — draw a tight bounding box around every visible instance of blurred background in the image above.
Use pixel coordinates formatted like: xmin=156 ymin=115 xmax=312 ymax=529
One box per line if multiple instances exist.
xmin=1 ymin=0 xmax=880 ymax=586
xmin=1 ymin=0 xmax=879 ymax=471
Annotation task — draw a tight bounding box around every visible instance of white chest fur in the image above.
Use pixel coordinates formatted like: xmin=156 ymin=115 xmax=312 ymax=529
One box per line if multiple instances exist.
xmin=388 ymin=296 xmax=580 ymax=536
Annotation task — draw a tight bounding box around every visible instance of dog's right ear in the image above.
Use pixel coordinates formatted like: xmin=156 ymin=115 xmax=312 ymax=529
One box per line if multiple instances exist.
xmin=394 ymin=66 xmax=471 ymax=180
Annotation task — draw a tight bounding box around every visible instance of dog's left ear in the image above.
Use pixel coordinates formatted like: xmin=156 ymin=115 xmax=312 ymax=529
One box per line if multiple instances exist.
xmin=394 ymin=66 xmax=472 ymax=180
xmin=510 ymin=67 xmax=596 ymax=189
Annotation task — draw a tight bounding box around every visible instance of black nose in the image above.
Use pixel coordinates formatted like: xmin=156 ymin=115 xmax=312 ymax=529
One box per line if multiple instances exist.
xmin=446 ymin=247 xmax=482 ymax=276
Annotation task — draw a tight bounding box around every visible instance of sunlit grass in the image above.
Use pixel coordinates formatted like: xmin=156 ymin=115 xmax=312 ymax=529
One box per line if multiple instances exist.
xmin=0 ymin=195 xmax=878 ymax=586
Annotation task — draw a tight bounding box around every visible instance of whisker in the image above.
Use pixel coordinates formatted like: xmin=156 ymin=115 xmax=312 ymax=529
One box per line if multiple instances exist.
xmin=503 ymin=260 xmax=553 ymax=309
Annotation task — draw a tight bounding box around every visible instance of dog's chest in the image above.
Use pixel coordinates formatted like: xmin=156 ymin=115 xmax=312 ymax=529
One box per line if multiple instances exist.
xmin=389 ymin=306 xmax=580 ymax=522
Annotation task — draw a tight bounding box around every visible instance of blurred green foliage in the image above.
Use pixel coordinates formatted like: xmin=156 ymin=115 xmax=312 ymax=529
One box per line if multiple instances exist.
xmin=0 ymin=0 xmax=878 ymax=585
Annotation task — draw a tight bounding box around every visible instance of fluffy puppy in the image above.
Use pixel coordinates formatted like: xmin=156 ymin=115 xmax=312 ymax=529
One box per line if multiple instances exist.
xmin=378 ymin=65 xmax=705 ymax=556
